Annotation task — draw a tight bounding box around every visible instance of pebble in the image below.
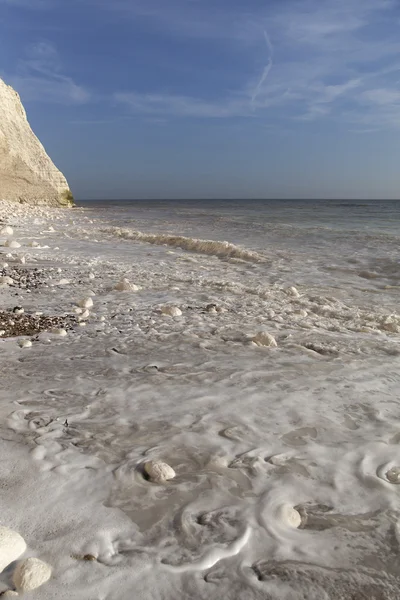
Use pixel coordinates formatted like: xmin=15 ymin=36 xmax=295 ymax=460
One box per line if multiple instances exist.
xmin=144 ymin=460 xmax=176 ymax=483
xmin=89 ymin=273 xmax=95 ymax=279
xmin=18 ymin=340 xmax=32 ymax=348
xmin=29 ymin=241 xmax=39 ymax=248
xmin=0 ymin=225 xmax=13 ymax=236
xmin=13 ymin=558 xmax=52 ymax=592
xmin=0 ymin=526 xmax=27 ymax=572
xmin=52 ymin=328 xmax=67 ymax=336
xmin=1 ymin=591 xmax=19 ymax=597
xmin=114 ymin=278 xmax=139 ymax=292
xmin=57 ymin=279 xmax=70 ymax=285
xmin=161 ymin=306 xmax=182 ymax=317
xmin=252 ymin=332 xmax=278 ymax=347
xmin=78 ymin=297 xmax=93 ymax=309
xmin=13 ymin=307 xmax=24 ymax=314
xmin=386 ymin=466 xmax=400 ymax=483
xmin=276 ymin=504 xmax=302 ymax=528
xmin=286 ymin=286 xmax=300 ymax=298
xmin=5 ymin=240 xmax=21 ymax=249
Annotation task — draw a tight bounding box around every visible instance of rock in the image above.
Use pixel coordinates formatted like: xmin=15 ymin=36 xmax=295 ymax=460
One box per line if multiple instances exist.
xmin=286 ymin=286 xmax=300 ymax=298
xmin=386 ymin=466 xmax=400 ymax=483
xmin=29 ymin=241 xmax=39 ymax=248
xmin=0 ymin=226 xmax=13 ymax=236
xmin=252 ymin=332 xmax=278 ymax=347
xmin=0 ymin=526 xmax=27 ymax=572
xmin=74 ymin=307 xmax=83 ymax=314
xmin=89 ymin=272 xmax=95 ymax=279
xmin=52 ymin=328 xmax=67 ymax=336
xmin=78 ymin=297 xmax=93 ymax=309
xmin=276 ymin=504 xmax=302 ymax=528
xmin=18 ymin=340 xmax=32 ymax=348
xmin=13 ymin=557 xmax=52 ymax=592
xmin=114 ymin=278 xmax=139 ymax=292
xmin=144 ymin=460 xmax=176 ymax=483
xmin=57 ymin=279 xmax=70 ymax=285
xmin=0 ymin=77 xmax=74 ymax=207
xmin=161 ymin=306 xmax=182 ymax=317
xmin=81 ymin=309 xmax=90 ymax=319
xmin=4 ymin=240 xmax=21 ymax=249
xmin=1 ymin=591 xmax=19 ymax=597
xmin=0 ymin=276 xmax=13 ymax=285
xmin=12 ymin=307 xmax=24 ymax=314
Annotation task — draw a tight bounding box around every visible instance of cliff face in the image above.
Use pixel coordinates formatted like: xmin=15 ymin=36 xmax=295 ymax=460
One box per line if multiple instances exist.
xmin=0 ymin=77 xmax=74 ymax=207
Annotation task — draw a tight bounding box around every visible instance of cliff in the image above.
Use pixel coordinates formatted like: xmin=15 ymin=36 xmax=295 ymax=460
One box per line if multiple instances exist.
xmin=0 ymin=77 xmax=74 ymax=207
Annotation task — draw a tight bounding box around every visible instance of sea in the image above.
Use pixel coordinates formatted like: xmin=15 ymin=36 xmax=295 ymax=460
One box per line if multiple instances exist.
xmin=2 ymin=198 xmax=400 ymax=599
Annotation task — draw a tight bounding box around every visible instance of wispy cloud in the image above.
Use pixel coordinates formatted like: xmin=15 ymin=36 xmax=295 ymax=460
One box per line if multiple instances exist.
xmin=111 ymin=0 xmax=400 ymax=129
xmin=5 ymin=41 xmax=89 ymax=104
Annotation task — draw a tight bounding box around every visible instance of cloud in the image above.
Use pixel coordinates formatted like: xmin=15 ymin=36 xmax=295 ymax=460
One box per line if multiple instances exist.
xmin=114 ymin=92 xmax=249 ymax=119
xmin=6 ymin=41 xmax=89 ymax=104
xmin=110 ymin=0 xmax=400 ymax=128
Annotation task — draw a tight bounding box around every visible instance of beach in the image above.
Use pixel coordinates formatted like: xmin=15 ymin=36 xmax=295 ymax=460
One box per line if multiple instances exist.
xmin=0 ymin=198 xmax=400 ymax=599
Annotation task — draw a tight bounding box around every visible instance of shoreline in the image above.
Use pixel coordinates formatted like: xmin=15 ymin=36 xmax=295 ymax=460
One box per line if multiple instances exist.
xmin=0 ymin=200 xmax=400 ymax=599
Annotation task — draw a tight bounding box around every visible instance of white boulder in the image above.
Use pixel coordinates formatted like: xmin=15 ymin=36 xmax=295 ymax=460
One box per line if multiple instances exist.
xmin=252 ymin=332 xmax=278 ymax=347
xmin=114 ymin=278 xmax=139 ymax=292
xmin=286 ymin=286 xmax=300 ymax=298
xmin=4 ymin=240 xmax=21 ymax=249
xmin=144 ymin=460 xmax=176 ymax=483
xmin=78 ymin=297 xmax=93 ymax=309
xmin=276 ymin=504 xmax=302 ymax=528
xmin=0 ymin=225 xmax=13 ymax=236
xmin=18 ymin=340 xmax=32 ymax=348
xmin=0 ymin=526 xmax=26 ymax=572
xmin=13 ymin=557 xmax=52 ymax=592
xmin=161 ymin=306 xmax=182 ymax=317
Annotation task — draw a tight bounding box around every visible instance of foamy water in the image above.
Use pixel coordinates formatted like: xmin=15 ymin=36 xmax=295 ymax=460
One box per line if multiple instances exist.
xmin=0 ymin=199 xmax=400 ymax=599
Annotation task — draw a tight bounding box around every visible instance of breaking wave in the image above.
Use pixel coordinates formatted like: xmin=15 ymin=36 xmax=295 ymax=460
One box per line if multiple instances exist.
xmin=102 ymin=227 xmax=264 ymax=262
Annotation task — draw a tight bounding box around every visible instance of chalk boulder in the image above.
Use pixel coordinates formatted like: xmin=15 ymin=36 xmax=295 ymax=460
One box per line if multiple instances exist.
xmin=0 ymin=526 xmax=26 ymax=573
xmin=13 ymin=557 xmax=52 ymax=592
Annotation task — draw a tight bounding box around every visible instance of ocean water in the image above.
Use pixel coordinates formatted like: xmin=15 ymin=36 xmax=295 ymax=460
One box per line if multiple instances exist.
xmin=2 ymin=198 xmax=400 ymax=599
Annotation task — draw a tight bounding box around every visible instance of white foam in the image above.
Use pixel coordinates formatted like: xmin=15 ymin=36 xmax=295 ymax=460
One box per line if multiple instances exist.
xmin=103 ymin=227 xmax=264 ymax=262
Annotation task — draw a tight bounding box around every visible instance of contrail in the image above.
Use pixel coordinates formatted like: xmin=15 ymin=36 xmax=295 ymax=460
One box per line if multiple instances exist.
xmin=251 ymin=30 xmax=273 ymax=106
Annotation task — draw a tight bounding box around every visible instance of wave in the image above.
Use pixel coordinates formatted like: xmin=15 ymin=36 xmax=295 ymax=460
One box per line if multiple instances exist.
xmin=102 ymin=227 xmax=264 ymax=262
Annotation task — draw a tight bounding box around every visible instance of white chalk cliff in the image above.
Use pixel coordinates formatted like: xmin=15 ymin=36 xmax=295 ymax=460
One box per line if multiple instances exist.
xmin=0 ymin=77 xmax=74 ymax=206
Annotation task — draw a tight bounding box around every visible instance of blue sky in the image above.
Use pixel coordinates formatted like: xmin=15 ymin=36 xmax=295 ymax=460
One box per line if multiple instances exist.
xmin=1 ymin=0 xmax=400 ymax=199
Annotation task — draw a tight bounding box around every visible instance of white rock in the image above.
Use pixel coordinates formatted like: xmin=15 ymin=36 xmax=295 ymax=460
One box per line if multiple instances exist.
xmin=78 ymin=297 xmax=93 ymax=309
xmin=0 ymin=330 xmax=5 ymax=336
xmin=81 ymin=309 xmax=90 ymax=319
xmin=18 ymin=340 xmax=32 ymax=348
xmin=18 ymin=256 xmax=25 ymax=265
xmin=89 ymin=272 xmax=95 ymax=279
xmin=0 ymin=225 xmax=13 ymax=236
xmin=52 ymin=328 xmax=67 ymax=337
xmin=99 ymin=316 xmax=106 ymax=322
xmin=4 ymin=240 xmax=20 ymax=249
xmin=161 ymin=306 xmax=182 ymax=317
xmin=276 ymin=504 xmax=302 ymax=528
xmin=144 ymin=460 xmax=176 ymax=483
xmin=13 ymin=307 xmax=24 ymax=315
xmin=0 ymin=526 xmax=27 ymax=572
xmin=2 ymin=263 xmax=8 ymax=268
xmin=74 ymin=307 xmax=83 ymax=315
xmin=252 ymin=332 xmax=278 ymax=347
xmin=0 ymin=276 xmax=13 ymax=285
xmin=57 ymin=279 xmax=70 ymax=285
xmin=13 ymin=557 xmax=52 ymax=592
xmin=386 ymin=466 xmax=400 ymax=484
xmin=2 ymin=590 xmax=19 ymax=596
xmin=29 ymin=241 xmax=39 ymax=248
xmin=114 ymin=278 xmax=139 ymax=292
xmin=286 ymin=286 xmax=300 ymax=298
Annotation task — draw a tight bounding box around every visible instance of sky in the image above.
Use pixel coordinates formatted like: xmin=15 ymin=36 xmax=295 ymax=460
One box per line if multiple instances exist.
xmin=1 ymin=0 xmax=400 ymax=200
